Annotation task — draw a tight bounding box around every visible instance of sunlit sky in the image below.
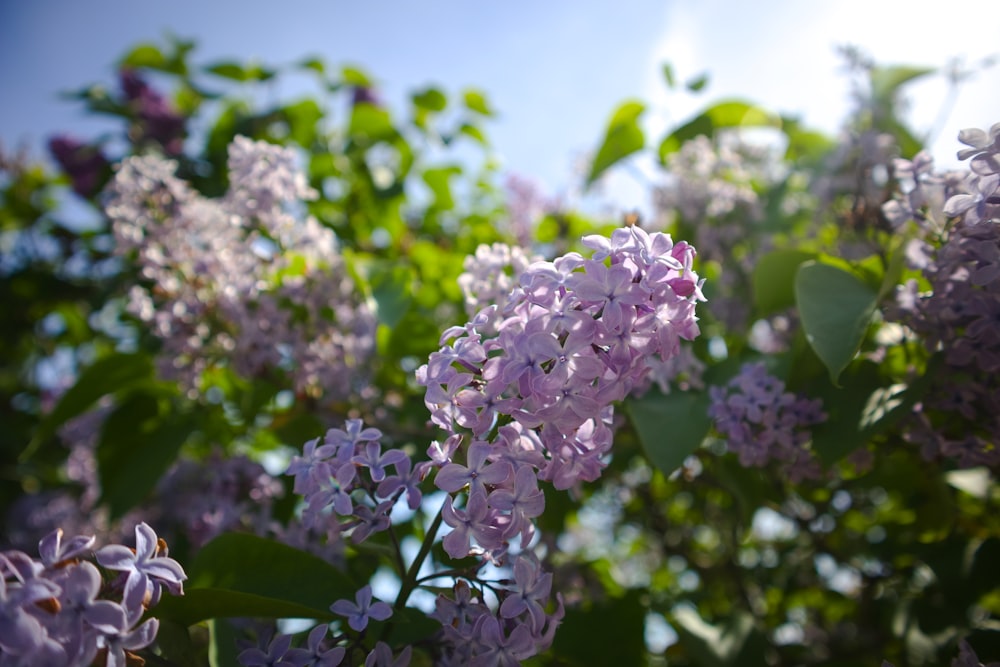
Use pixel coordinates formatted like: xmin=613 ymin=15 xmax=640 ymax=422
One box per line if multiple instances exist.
xmin=2 ymin=0 xmax=998 ymax=214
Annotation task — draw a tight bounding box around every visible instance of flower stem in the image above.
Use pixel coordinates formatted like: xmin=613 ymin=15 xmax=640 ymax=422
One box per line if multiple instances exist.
xmin=394 ymin=506 xmax=444 ymax=611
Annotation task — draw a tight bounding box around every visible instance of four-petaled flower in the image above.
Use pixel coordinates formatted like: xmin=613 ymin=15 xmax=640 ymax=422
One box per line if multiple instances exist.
xmin=95 ymin=522 xmax=187 ymax=610
xmin=330 ymin=585 xmax=392 ymax=632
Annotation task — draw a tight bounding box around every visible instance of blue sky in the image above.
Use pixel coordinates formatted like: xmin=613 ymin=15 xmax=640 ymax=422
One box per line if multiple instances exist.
xmin=2 ymin=1 xmax=998 ymax=213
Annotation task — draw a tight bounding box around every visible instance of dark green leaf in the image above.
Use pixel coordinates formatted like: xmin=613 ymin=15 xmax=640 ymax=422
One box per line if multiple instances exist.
xmin=662 ymin=62 xmax=676 ymax=89
xmin=207 ymin=618 xmax=241 ymax=667
xmin=382 ymin=606 xmax=441 ymax=645
xmin=685 ymin=72 xmax=710 ymax=92
xmin=553 ymin=590 xmax=645 ymax=665
xmin=752 ymin=249 xmax=817 ymax=315
xmin=97 ymin=395 xmax=195 ymax=518
xmin=25 ymin=353 xmax=154 ymax=459
xmin=153 ymin=534 xmax=356 ymax=626
xmin=586 ymin=100 xmax=645 ymax=188
xmin=810 ymin=359 xmax=934 ymax=464
xmin=626 ymin=389 xmax=711 ymax=476
xmin=795 ymin=261 xmax=878 ymax=384
xmin=154 ymin=619 xmax=202 ymax=667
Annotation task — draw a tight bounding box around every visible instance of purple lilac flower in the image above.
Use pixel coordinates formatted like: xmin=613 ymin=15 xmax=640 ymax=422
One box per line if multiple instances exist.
xmin=498 ymin=555 xmax=552 ymax=633
xmin=329 ymin=584 xmax=392 ymax=632
xmin=708 ymin=363 xmax=826 ymax=481
xmin=47 ymin=135 xmax=109 ymax=198
xmin=285 ymin=624 xmax=345 ymax=667
xmin=95 ymin=522 xmax=186 ymax=609
xmin=238 ymin=631 xmax=296 ymax=667
xmin=119 ymin=68 xmax=186 ymax=155
xmin=364 ymin=641 xmax=412 ymax=667
xmin=1 ymin=526 xmax=184 ymax=666
xmin=418 ymin=224 xmax=703 ymax=555
xmin=890 ymin=123 xmax=1000 ymax=467
xmin=469 ymin=615 xmax=535 ymax=667
xmin=0 ymin=555 xmax=61 ymax=658
xmin=38 ymin=529 xmax=95 ymax=569
xmin=104 ymin=138 xmax=376 ymax=398
xmin=291 ymin=224 xmax=701 ymax=665
xmin=457 ymin=242 xmax=540 ymax=324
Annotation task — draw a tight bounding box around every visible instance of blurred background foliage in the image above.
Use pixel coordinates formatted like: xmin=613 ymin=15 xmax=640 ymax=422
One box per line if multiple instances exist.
xmin=1 ymin=37 xmax=998 ymax=666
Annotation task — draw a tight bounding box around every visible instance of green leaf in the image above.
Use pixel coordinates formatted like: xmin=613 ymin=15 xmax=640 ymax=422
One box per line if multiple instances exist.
xmin=282 ymin=99 xmax=323 ymax=146
xmin=662 ymin=62 xmax=676 ymax=89
xmin=298 ymin=56 xmax=326 ymax=76
xmin=412 ymin=87 xmax=447 ymax=112
xmin=870 ymin=65 xmax=935 ymax=103
xmin=97 ymin=395 xmax=195 ymax=519
xmin=458 ymin=122 xmax=488 ymax=146
xmin=119 ymin=44 xmax=167 ymax=70
xmin=153 ymin=533 xmax=356 ymax=626
xmin=422 ymin=165 xmax=461 ymax=211
xmin=586 ymin=100 xmax=646 ymax=188
xmin=155 ymin=619 xmax=203 ymax=667
xmin=341 ymin=65 xmax=373 ymax=87
xmin=810 ymin=358 xmax=935 ymax=464
xmin=794 ymin=261 xmax=878 ymax=384
xmin=205 ymin=61 xmax=249 ymax=81
xmin=462 ymin=88 xmax=495 ymax=116
xmin=658 ymin=99 xmax=781 ymax=162
xmin=349 ymin=105 xmax=395 ymax=146
xmin=384 ymin=606 xmax=441 ymax=645
xmin=353 ymin=260 xmax=414 ymax=330
xmin=685 ymin=72 xmax=710 ymax=92
xmin=24 ymin=353 xmax=154 ymax=460
xmin=553 ymin=590 xmax=645 ymax=666
xmin=208 ymin=618 xmax=241 ymax=667
xmin=625 ymin=389 xmax=712 ymax=476
xmin=752 ymin=249 xmax=817 ymax=315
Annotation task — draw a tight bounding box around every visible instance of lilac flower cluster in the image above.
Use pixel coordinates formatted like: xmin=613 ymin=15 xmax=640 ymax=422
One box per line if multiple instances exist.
xmin=287 ymin=419 xmax=423 ymax=546
xmin=284 ymin=225 xmax=704 ymax=663
xmin=419 ymin=225 xmax=701 ymax=658
xmin=457 ymin=242 xmax=540 ymax=327
xmin=153 ymin=453 xmax=284 ymax=548
xmin=653 ymin=134 xmax=783 ymax=331
xmin=105 ymin=136 xmax=376 ymax=399
xmin=47 ymin=136 xmax=110 ymax=199
xmin=654 ymin=135 xmax=767 ymax=226
xmin=119 ymin=69 xmax=187 ymax=156
xmin=944 ymin=122 xmax=1000 ymax=224
xmin=880 ymin=151 xmax=963 ymax=231
xmin=420 ymin=224 xmax=703 ymax=501
xmin=708 ymin=362 xmax=826 ymax=482
xmin=814 ymin=129 xmax=898 ymax=228
xmin=0 ymin=523 xmax=185 ymax=667
xmin=237 ymin=595 xmax=406 ymax=666
xmin=890 ymin=122 xmax=1000 ymax=467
